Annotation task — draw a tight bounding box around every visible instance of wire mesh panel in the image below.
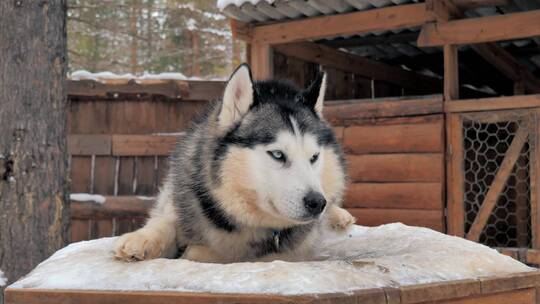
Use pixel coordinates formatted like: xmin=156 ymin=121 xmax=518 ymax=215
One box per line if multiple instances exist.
xmin=460 ymin=111 xmax=536 ymax=248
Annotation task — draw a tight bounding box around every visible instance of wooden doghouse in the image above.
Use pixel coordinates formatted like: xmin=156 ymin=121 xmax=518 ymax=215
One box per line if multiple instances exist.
xmin=219 ymin=0 xmax=540 ymax=266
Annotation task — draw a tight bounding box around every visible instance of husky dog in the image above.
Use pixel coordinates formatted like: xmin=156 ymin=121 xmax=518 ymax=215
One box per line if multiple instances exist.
xmin=115 ymin=64 xmax=355 ymax=263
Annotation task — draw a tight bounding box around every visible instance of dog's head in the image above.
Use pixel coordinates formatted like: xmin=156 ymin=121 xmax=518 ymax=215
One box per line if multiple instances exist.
xmin=213 ymin=64 xmax=345 ymax=228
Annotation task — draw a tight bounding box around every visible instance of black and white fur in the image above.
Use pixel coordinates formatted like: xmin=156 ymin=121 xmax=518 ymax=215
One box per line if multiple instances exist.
xmin=115 ymin=64 xmax=355 ymax=263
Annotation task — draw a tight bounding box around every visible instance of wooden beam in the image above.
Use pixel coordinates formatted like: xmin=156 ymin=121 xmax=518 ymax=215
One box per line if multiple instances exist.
xmin=426 ymin=0 xmax=460 ymax=22
xmin=466 ymin=126 xmax=529 ymax=241
xmin=325 ymin=96 xmax=443 ymax=124
xmin=417 ymin=9 xmax=540 ymax=47
xmin=444 ymin=94 xmax=540 ymax=113
xmin=67 ymin=79 xmax=225 ymax=101
xmin=273 ymin=42 xmax=442 ymax=91
xmin=425 ymin=0 xmax=540 ymax=94
xmin=68 ymin=135 xmax=112 ymax=156
xmin=251 ymin=3 xmax=436 ymax=45
xmin=229 ymin=19 xmax=251 ymax=41
xmin=444 ymin=45 xmax=460 ymax=101
xmin=112 ymin=135 xmax=177 ymax=156
xmin=250 ymin=43 xmax=273 ymax=80
xmin=71 ymin=196 xmax=153 ymax=220
xmin=470 ymin=43 xmax=540 ymax=93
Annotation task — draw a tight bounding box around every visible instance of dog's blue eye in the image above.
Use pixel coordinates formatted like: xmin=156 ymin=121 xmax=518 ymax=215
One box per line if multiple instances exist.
xmin=267 ymin=150 xmax=286 ymax=162
xmin=310 ymin=153 xmax=319 ymax=164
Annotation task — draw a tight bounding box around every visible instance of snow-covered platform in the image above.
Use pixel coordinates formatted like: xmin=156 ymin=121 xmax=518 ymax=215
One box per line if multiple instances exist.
xmin=5 ymin=224 xmax=540 ymax=304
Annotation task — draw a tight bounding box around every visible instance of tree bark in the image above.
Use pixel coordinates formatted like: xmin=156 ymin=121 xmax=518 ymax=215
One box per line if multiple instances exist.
xmin=0 ymin=1 xmax=69 ymax=302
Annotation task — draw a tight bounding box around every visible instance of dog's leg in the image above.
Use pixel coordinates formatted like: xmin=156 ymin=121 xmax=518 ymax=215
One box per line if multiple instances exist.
xmin=182 ymin=245 xmax=224 ymax=263
xmin=327 ymin=205 xmax=356 ymax=231
xmin=115 ymin=184 xmax=178 ymax=261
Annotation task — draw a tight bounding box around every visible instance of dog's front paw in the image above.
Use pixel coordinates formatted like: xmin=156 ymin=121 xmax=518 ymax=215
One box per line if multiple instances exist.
xmin=114 ymin=229 xmax=163 ymax=262
xmin=328 ymin=206 xmax=356 ymax=231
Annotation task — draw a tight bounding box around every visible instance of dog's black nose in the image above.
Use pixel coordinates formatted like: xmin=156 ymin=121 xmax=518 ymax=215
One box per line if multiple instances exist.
xmin=303 ymin=191 xmax=327 ymax=216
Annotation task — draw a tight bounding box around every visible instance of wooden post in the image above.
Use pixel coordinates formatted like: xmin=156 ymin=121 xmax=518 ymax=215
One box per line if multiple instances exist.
xmin=251 ymin=43 xmax=273 ymax=80
xmin=444 ymin=44 xmax=459 ymax=101
xmin=447 ymin=114 xmax=465 ymax=236
xmin=0 ymin=1 xmax=69 ymax=301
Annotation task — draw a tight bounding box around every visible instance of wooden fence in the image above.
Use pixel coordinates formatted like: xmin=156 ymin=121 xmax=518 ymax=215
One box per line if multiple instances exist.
xmin=67 ymin=80 xmax=447 ymax=242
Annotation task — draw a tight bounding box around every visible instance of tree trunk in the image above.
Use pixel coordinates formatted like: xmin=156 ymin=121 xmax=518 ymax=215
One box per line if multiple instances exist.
xmin=0 ymin=1 xmax=69 ymax=302
xmin=130 ymin=0 xmax=139 ymax=74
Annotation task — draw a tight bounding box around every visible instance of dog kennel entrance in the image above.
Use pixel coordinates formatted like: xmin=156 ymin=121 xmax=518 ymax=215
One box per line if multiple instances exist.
xmin=447 ymin=109 xmax=540 ymax=260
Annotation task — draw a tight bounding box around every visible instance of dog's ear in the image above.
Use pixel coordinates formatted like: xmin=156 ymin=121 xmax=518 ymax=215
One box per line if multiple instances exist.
xmin=301 ymin=72 xmax=326 ymax=117
xmin=219 ymin=64 xmax=254 ymax=130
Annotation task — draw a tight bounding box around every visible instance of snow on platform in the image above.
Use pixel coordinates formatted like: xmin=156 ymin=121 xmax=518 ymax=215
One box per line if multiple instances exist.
xmin=9 ymin=224 xmax=533 ymax=295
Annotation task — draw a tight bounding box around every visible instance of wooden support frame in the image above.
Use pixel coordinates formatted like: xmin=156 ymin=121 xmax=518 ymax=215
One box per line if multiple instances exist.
xmin=446 ymin=103 xmax=538 ymax=246
xmin=250 ymin=43 xmax=273 ymax=80
xmin=273 ymin=42 xmax=442 ymax=92
xmin=466 ymin=126 xmax=529 ymax=241
xmin=444 ymin=45 xmax=460 ymax=101
xmin=446 ymin=114 xmax=465 ymax=236
xmin=444 ymin=94 xmax=540 ymax=113
xmin=250 ymin=3 xmax=436 ymax=45
xmin=417 ymin=9 xmax=540 ymax=47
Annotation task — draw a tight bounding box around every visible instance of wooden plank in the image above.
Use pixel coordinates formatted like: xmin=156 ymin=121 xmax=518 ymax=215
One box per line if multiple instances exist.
xmin=447 ymin=114 xmax=465 ymax=237
xmin=67 ymin=135 xmax=111 ymax=156
xmin=526 ymin=249 xmax=540 ymax=265
xmin=251 ymin=3 xmax=436 ymax=44
xmin=480 ymin=272 xmax=540 ymax=294
xmin=96 ymin=220 xmax=113 ymax=238
xmin=347 ymin=154 xmax=444 ymax=182
xmin=347 ymin=208 xmax=444 ymax=231
xmin=136 ymin=157 xmax=157 ymax=196
xmin=343 ymin=121 xmax=443 ymax=154
xmin=70 ymin=156 xmax=92 ymax=193
xmin=466 ymin=126 xmax=529 ymax=241
xmin=324 ymin=96 xmax=443 ymax=124
xmin=437 ymin=288 xmax=535 ymax=304
xmin=333 ymin=114 xmax=443 ymax=128
xmin=251 ymin=43 xmax=273 ymax=80
xmin=68 ymin=79 xmax=186 ymax=99
xmin=118 ymin=157 xmax=135 ymax=195
xmin=533 ymin=110 xmax=540 ymax=249
xmin=344 ymin=183 xmax=443 ymax=210
xmin=93 ymin=156 xmax=115 ymax=195
xmin=4 ymin=288 xmax=390 ymax=304
xmin=444 ymin=45 xmax=459 ymax=101
xmin=5 ymin=274 xmax=539 ymax=304
xmin=70 ymin=220 xmax=89 ymax=243
xmin=70 ymin=196 xmax=153 ymax=220
xmin=417 ymin=9 xmax=540 ymax=47
xmin=400 ymin=279 xmax=481 ymax=303
xmin=444 ymin=95 xmax=540 ymax=113
xmin=273 ymin=42 xmax=442 ymax=92
xmin=112 ymin=135 xmax=177 ymax=156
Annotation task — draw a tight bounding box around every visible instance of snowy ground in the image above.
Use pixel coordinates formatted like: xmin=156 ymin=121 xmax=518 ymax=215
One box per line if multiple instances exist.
xmin=9 ymin=224 xmax=533 ymax=295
